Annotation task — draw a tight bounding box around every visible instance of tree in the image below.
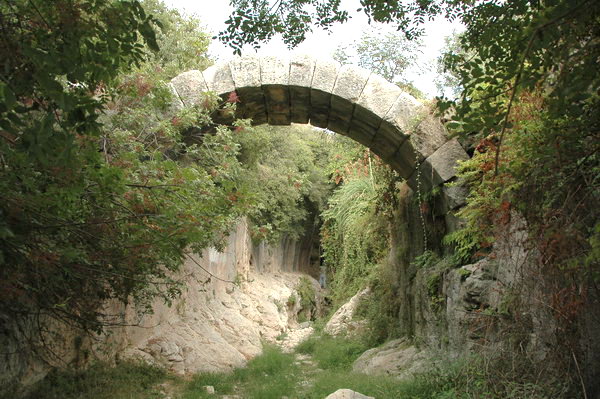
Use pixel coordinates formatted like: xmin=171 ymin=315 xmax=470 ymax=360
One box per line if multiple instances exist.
xmin=433 ymin=31 xmax=464 ymax=99
xmin=334 ymin=27 xmax=421 ymax=83
xmin=0 ymin=0 xmax=246 ymax=341
xmin=219 ymin=0 xmax=350 ymax=55
xmin=333 ymin=26 xmax=424 ymax=97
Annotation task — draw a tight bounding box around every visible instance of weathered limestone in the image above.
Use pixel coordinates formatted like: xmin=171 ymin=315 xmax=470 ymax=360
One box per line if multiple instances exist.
xmin=310 ymin=59 xmax=341 ymax=128
xmin=229 ymin=56 xmax=267 ymax=123
xmin=325 ymin=389 xmax=374 ymax=399
xmin=328 ymin=65 xmax=371 ymax=134
xmin=169 ymin=70 xmax=208 ymax=107
xmin=203 ymin=63 xmax=235 ymax=97
xmin=407 ymin=137 xmax=469 ymax=193
xmin=260 ymin=56 xmax=290 ymax=125
xmin=289 ymin=55 xmax=316 ymax=124
xmin=422 ymin=138 xmax=469 ymax=184
xmin=354 ymin=74 xmax=403 ymax=140
xmin=110 ymin=219 xmax=323 ymax=375
xmin=442 ymin=180 xmax=469 ymax=211
xmin=201 ymin=63 xmax=237 ymax=125
xmin=352 ymin=338 xmax=429 ymax=380
xmin=324 ymin=288 xmax=370 ymax=336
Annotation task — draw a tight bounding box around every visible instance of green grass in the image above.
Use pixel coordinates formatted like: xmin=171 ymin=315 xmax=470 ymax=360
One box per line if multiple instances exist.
xmin=300 ymin=369 xmax=458 ymax=399
xmin=21 ymin=336 xmax=572 ymax=399
xmin=296 ymin=333 xmax=367 ymax=371
xmin=182 ymin=343 xmax=299 ymax=399
xmin=24 ymin=361 xmax=170 ymax=399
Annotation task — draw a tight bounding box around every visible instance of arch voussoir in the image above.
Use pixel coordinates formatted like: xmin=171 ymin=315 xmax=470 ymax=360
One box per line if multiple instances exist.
xmin=289 ymin=55 xmax=316 ymax=124
xmin=260 ymin=56 xmax=291 ymax=125
xmin=202 ymin=63 xmax=236 ymax=125
xmin=229 ymin=56 xmax=267 ymax=124
xmin=309 ymin=59 xmax=340 ymax=128
xmin=169 ymin=70 xmax=209 ymax=108
xmin=327 ymin=65 xmax=371 ymax=135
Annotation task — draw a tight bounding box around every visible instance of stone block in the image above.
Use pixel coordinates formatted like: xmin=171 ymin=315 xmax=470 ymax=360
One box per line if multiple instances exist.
xmin=384 ymin=142 xmax=418 ymax=180
xmin=370 ymin=128 xmax=406 ymax=159
xmin=260 ymin=56 xmax=289 ymax=86
xmin=327 ymin=113 xmax=352 ymax=135
xmin=289 ymin=54 xmax=315 ymax=87
xmin=311 ymin=58 xmax=340 ymax=93
xmin=170 ymin=70 xmax=208 ymax=107
xmin=290 ymin=88 xmax=310 ymax=124
xmin=233 ymin=87 xmax=267 ymax=122
xmin=229 ymin=56 xmax=261 ymax=88
xmin=167 ymin=82 xmax=184 ymax=111
xmin=331 ymin=64 xmax=371 ymax=104
xmin=426 ymin=138 xmax=470 ymax=183
xmin=260 ymin=57 xmax=290 ymax=125
xmin=309 ymin=59 xmax=340 ymax=128
xmin=203 ymin=64 xmax=235 ymax=97
xmin=327 ymin=98 xmax=354 ymax=134
xmin=348 ymin=117 xmax=377 ymax=146
xmin=289 ymin=55 xmax=315 ymax=123
xmin=442 ymin=180 xmax=469 ymax=211
xmin=353 ymin=104 xmax=382 ymax=132
xmin=239 ymin=97 xmax=268 ymax=125
xmin=325 ymin=389 xmax=374 ymax=399
xmin=412 ymin=112 xmax=449 ymax=159
xmin=357 ymin=74 xmax=403 ymax=120
xmin=309 ymin=108 xmax=329 ymax=128
xmin=348 ymin=127 xmax=374 ymax=147
xmin=379 ymin=91 xmax=421 ymax=135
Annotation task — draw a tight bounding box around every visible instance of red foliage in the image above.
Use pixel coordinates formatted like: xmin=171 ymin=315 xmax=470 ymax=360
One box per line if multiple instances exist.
xmin=227 ymin=91 xmax=240 ymax=103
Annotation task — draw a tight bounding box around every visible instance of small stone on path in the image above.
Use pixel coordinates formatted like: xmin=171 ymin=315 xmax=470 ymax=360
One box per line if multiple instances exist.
xmin=203 ymin=385 xmax=215 ymax=394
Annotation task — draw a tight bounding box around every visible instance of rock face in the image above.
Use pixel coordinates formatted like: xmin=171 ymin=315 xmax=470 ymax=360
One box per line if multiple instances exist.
xmin=324 ymin=288 xmax=370 ymax=336
xmin=325 ymin=389 xmax=374 ymax=399
xmin=116 ymin=269 xmax=316 ymax=374
xmin=352 ymin=338 xmax=428 ymax=380
xmin=0 ymin=218 xmax=322 ymax=395
xmin=109 ymin=219 xmax=322 ymax=374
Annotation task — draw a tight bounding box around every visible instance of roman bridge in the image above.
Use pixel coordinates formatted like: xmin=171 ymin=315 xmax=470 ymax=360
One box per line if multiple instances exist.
xmin=169 ymin=55 xmax=469 ymax=215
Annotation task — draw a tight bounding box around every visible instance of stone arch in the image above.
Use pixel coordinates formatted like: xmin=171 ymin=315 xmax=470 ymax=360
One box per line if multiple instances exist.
xmin=169 ymin=55 xmax=469 ymax=214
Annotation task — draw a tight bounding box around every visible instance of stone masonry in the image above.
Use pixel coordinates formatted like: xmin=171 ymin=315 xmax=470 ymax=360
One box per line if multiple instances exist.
xmin=169 ymin=55 xmax=470 ymax=202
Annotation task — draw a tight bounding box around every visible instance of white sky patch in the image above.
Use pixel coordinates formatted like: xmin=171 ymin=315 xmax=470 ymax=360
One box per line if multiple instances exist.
xmin=163 ymin=0 xmax=463 ymax=97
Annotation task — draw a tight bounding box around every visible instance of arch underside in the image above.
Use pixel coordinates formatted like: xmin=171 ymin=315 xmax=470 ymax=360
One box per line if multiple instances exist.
xmin=170 ymin=55 xmax=470 ymax=213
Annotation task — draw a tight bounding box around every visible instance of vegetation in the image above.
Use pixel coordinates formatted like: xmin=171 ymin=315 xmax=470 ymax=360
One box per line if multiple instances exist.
xmin=2 ymin=0 xmax=598 ymax=397
xmin=234 ymin=124 xmax=334 ymax=242
xmin=0 ymin=0 xmax=251 ymax=342
xmin=24 ymin=361 xmax=169 ymax=399
xmin=320 ymin=139 xmax=399 ymax=305
xmin=22 ymin=336 xmax=572 ymax=399
xmin=0 ymin=0 xmax=332 ymax=360
xmin=296 ymin=333 xmax=367 ymax=371
xmin=183 ymin=344 xmax=299 ymax=399
xmin=333 ymin=26 xmax=425 ymax=98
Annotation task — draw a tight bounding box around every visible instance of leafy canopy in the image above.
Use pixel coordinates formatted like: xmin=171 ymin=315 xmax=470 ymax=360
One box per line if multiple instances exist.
xmin=0 ymin=0 xmax=245 ymax=335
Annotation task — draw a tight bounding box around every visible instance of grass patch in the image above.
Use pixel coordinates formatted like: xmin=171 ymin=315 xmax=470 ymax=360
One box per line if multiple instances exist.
xmin=24 ymin=361 xmax=170 ymax=399
xmin=296 ymin=334 xmax=367 ymax=371
xmin=182 ymin=343 xmax=299 ymax=399
xmin=302 ymin=370 xmax=420 ymax=399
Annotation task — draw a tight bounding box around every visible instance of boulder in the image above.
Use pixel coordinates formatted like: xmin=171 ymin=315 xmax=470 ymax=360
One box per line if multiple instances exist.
xmin=325 ymin=388 xmax=375 ymax=399
xmin=352 ymin=338 xmax=428 ymax=380
xmin=324 ymin=288 xmax=370 ymax=336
